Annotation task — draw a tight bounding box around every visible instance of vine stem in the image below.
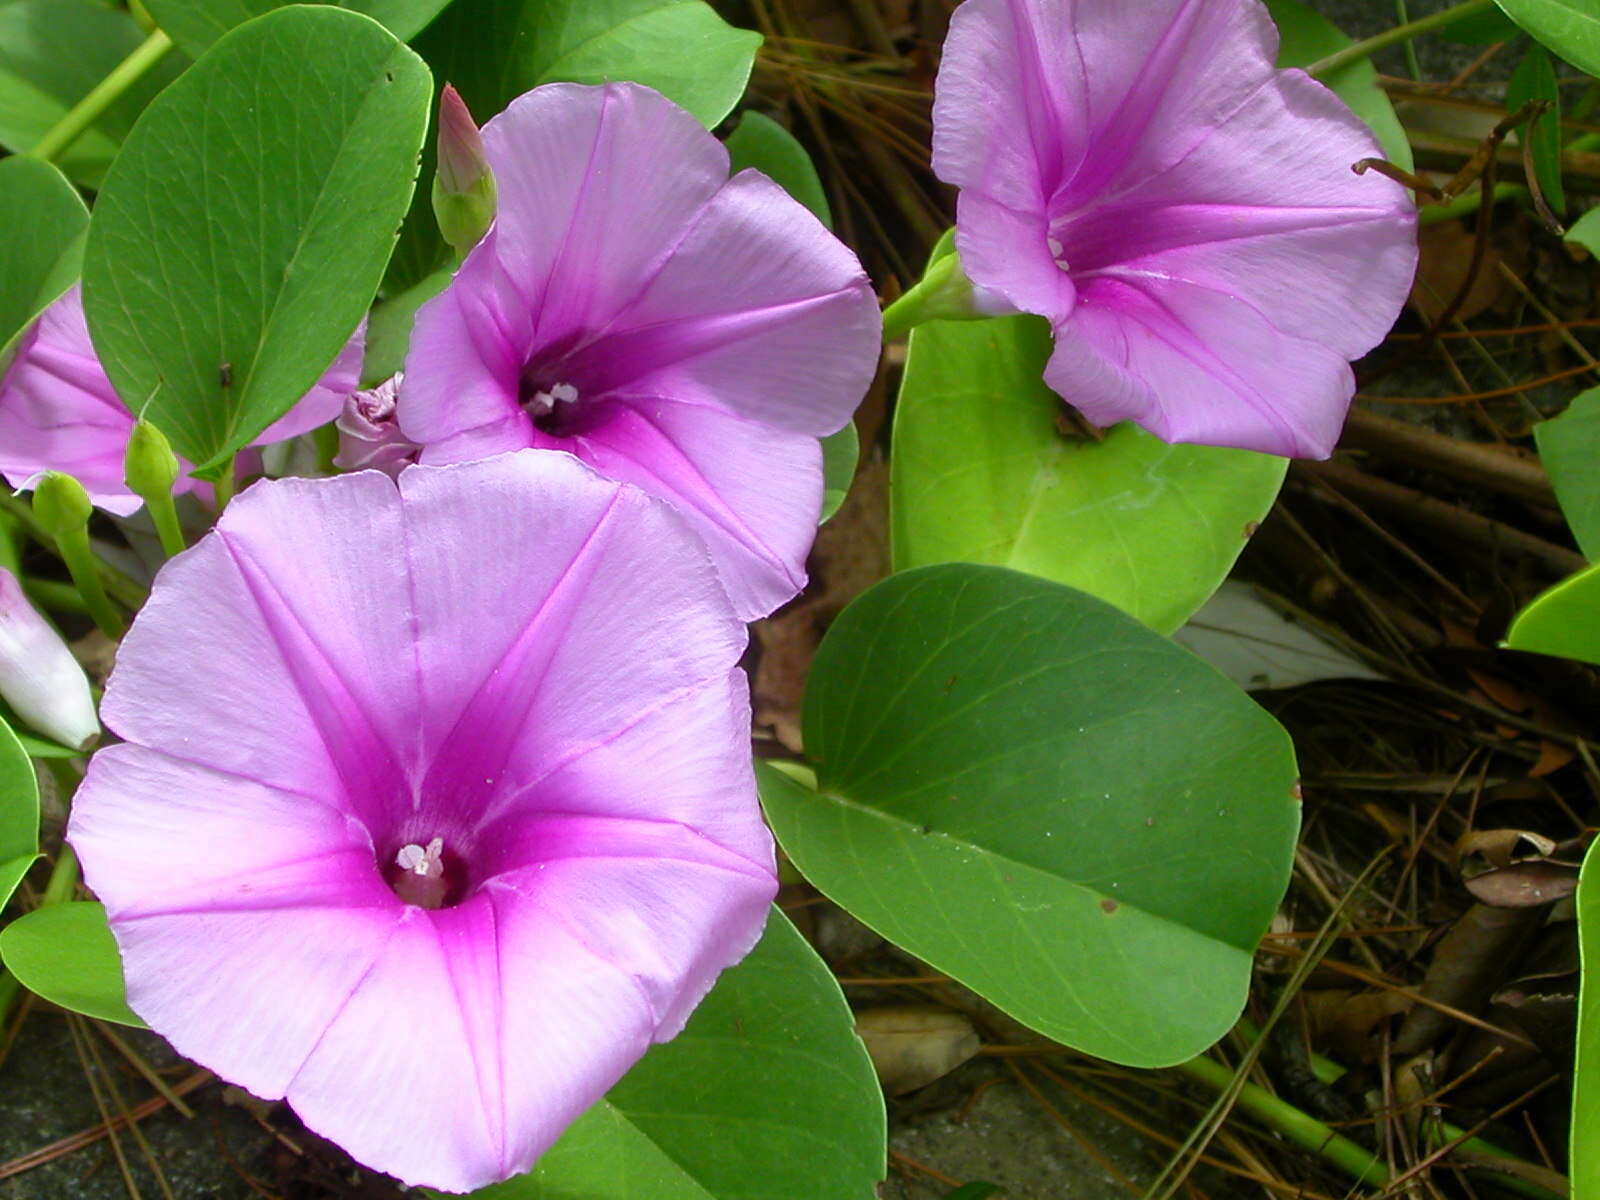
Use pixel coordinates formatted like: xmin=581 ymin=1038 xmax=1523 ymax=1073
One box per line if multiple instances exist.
xmin=32 ymin=28 xmax=174 ymax=163
xmin=0 ymin=764 xmax=83 ymax=1036
xmin=1305 ymin=0 xmax=1494 ymax=78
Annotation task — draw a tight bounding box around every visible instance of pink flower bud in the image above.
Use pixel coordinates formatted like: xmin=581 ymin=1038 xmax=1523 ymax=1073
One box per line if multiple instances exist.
xmin=432 ymin=85 xmax=496 ymax=254
xmin=333 ymin=374 xmax=419 ymax=478
xmin=0 ymin=568 xmax=97 ymax=751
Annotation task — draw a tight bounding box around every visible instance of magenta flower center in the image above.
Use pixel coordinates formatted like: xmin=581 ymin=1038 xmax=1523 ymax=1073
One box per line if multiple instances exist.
xmin=383 ymin=834 xmax=468 ymax=909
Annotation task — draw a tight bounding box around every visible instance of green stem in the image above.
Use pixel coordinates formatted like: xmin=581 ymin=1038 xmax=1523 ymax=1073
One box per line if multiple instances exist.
xmin=1174 ymin=1055 xmax=1391 ymax=1187
xmin=1305 ymin=0 xmax=1493 ymax=78
xmin=145 ymin=491 xmax=186 ymax=558
xmin=0 ymin=769 xmax=82 ymax=1032
xmin=1420 ymin=181 xmax=1527 ymax=226
xmin=22 ymin=577 xmax=90 ymax=616
xmin=31 ymin=29 xmax=173 ymax=163
xmin=210 ymin=456 xmax=237 ymax=515
xmin=54 ymin=527 xmax=125 ymax=639
xmin=0 ymin=494 xmax=148 ymax=610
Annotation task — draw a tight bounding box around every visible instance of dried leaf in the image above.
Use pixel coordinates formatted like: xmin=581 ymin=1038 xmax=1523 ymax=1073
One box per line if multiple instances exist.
xmin=855 ymin=1005 xmax=981 ymax=1095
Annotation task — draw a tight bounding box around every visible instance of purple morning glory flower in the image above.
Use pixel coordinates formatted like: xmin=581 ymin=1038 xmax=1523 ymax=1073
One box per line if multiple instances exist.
xmin=68 ymin=451 xmax=776 ymax=1192
xmin=931 ymin=0 xmax=1419 ymax=458
xmin=398 ymin=82 xmax=882 ymax=620
xmin=0 ymin=285 xmax=364 ymax=514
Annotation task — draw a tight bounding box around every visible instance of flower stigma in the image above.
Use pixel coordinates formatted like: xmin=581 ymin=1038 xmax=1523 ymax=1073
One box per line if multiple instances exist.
xmin=390 ymin=836 xmax=455 ymax=909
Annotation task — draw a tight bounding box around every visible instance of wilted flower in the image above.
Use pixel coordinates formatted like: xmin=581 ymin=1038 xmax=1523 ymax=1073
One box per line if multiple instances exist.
xmin=334 ymin=374 xmax=419 ymax=478
xmin=0 ymin=285 xmax=364 ymax=514
xmin=931 ymin=0 xmax=1418 ymax=458
xmin=0 ymin=567 xmax=97 ymax=751
xmin=68 ymin=451 xmax=776 ymax=1192
xmin=399 ymin=82 xmax=881 ymax=619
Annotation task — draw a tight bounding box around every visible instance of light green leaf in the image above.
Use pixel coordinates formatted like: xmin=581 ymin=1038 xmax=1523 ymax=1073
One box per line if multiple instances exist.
xmin=389 ymin=0 xmax=760 ymax=289
xmin=1505 ymin=561 xmax=1600 ymax=666
xmin=1265 ymin=0 xmax=1414 ymax=171
xmin=0 ymin=0 xmax=187 ymax=189
xmin=1534 ymin=386 xmax=1600 ymax=558
xmin=455 ymin=910 xmax=884 ymax=1200
xmin=891 ymin=316 xmax=1285 ymax=634
xmin=142 ymin=0 xmax=457 ymax=58
xmin=0 ymin=716 xmax=38 ymax=910
xmin=1573 ymin=840 xmax=1600 ymax=1199
xmin=820 ymin=423 xmax=858 ymax=525
xmin=762 ymin=564 xmax=1300 ymax=1068
xmin=0 ymin=155 xmax=87 ymax=365
xmin=82 ymin=6 xmax=432 ymax=473
xmin=725 ymin=111 xmax=831 ymax=227
xmin=1496 ymin=0 xmax=1600 ymax=77
xmin=0 ymin=901 xmax=144 ymax=1026
xmin=1507 ymin=43 xmax=1564 ymax=217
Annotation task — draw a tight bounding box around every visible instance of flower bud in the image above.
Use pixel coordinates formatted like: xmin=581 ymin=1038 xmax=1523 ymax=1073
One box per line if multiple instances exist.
xmin=334 ymin=374 xmax=420 ymax=478
xmin=880 ymin=243 xmax=1013 ymax=340
xmin=432 ymin=85 xmax=497 ymax=256
xmin=0 ymin=568 xmax=98 ymax=751
xmin=124 ymin=419 xmax=181 ymax=505
xmin=31 ymin=471 xmax=93 ymax=539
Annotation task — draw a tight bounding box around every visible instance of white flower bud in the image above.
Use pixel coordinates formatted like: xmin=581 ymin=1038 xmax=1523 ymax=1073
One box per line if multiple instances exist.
xmin=0 ymin=568 xmax=98 ymax=751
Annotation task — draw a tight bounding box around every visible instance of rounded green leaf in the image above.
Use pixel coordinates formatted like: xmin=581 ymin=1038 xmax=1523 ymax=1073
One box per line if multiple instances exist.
xmin=1505 ymin=561 xmax=1600 ymax=666
xmin=725 ymin=111 xmax=831 ymax=227
xmin=142 ymin=0 xmax=457 ymax=58
xmin=820 ymin=422 xmax=858 ymax=525
xmin=0 ymin=155 xmax=87 ymax=364
xmin=763 ymin=564 xmax=1300 ymax=1067
xmin=1265 ymin=0 xmax=1414 ymax=171
xmin=1535 ymin=386 xmax=1600 ymax=559
xmin=0 ymin=716 xmax=39 ymax=910
xmin=82 ymin=6 xmax=433 ymax=472
xmin=388 ymin=0 xmax=760 ymax=289
xmin=891 ymin=316 xmax=1286 ymax=634
xmin=456 ymin=910 xmax=885 ymax=1199
xmin=0 ymin=900 xmax=143 ymax=1026
xmin=1496 ymin=0 xmax=1600 ymax=77
xmin=1507 ymin=43 xmax=1564 ymax=217
xmin=0 ymin=0 xmax=187 ymax=189
xmin=1572 ymin=841 xmax=1600 ymax=1198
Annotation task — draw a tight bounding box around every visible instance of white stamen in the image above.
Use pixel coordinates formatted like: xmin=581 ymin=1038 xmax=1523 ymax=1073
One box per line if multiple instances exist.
xmin=396 ymin=836 xmax=445 ymax=878
xmin=1046 ymin=236 xmax=1064 ymax=258
xmin=550 ymin=382 xmax=578 ymax=405
xmin=526 ymin=381 xmax=579 ymax=417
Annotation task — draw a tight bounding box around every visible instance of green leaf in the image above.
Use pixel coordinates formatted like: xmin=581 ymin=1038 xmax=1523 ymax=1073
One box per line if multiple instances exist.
xmin=362 ymin=266 xmax=451 ymax=387
xmin=725 ymin=111 xmax=831 ymax=227
xmin=455 ymin=909 xmax=885 ymax=1200
xmin=0 ymin=155 xmax=87 ymax=365
xmin=1534 ymin=386 xmax=1600 ymax=558
xmin=1496 ymin=0 xmax=1600 ymax=77
xmin=0 ymin=901 xmax=144 ymax=1026
xmin=820 ymin=423 xmax=858 ymax=525
xmin=1573 ymin=840 xmax=1600 ymax=1199
xmin=0 ymin=0 xmax=187 ymax=189
xmin=82 ymin=6 xmax=432 ymax=474
xmin=1507 ymin=43 xmax=1564 ymax=217
xmin=0 ymin=716 xmax=39 ymax=910
xmin=1265 ymin=0 xmax=1414 ymax=171
xmin=761 ymin=564 xmax=1300 ymax=1068
xmin=1440 ymin=5 xmax=1522 ymax=43
xmin=1505 ymin=561 xmax=1600 ymax=666
xmin=389 ymin=0 xmax=760 ymax=289
xmin=142 ymin=0 xmax=457 ymax=58
xmin=891 ymin=316 xmax=1285 ymax=634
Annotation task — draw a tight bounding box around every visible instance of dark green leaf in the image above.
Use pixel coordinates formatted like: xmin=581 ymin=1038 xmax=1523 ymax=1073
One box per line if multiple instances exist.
xmin=763 ymin=565 xmax=1300 ymax=1067
xmin=820 ymin=423 xmax=858 ymax=525
xmin=0 ymin=901 xmax=144 ymax=1026
xmin=82 ymin=6 xmax=432 ymax=473
xmin=725 ymin=111 xmax=831 ymax=227
xmin=1505 ymin=562 xmax=1600 ymax=666
xmin=0 ymin=716 xmax=38 ymax=910
xmin=0 ymin=155 xmax=87 ymax=364
xmin=389 ymin=0 xmax=760 ymax=289
xmin=891 ymin=316 xmax=1285 ymax=633
xmin=1440 ymin=6 xmax=1521 ymax=43
xmin=1507 ymin=43 xmax=1564 ymax=217
xmin=454 ymin=910 xmax=885 ymax=1199
xmin=1265 ymin=0 xmax=1414 ymax=171
xmin=1496 ymin=0 xmax=1600 ymax=76
xmin=0 ymin=0 xmax=187 ymax=188
xmin=1534 ymin=386 xmax=1600 ymax=558
xmin=143 ymin=0 xmax=457 ymax=58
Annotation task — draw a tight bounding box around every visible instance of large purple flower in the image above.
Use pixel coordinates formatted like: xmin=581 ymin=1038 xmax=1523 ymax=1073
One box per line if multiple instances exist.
xmin=68 ymin=451 xmax=776 ymax=1192
xmin=0 ymin=285 xmax=363 ymax=514
xmin=399 ymin=83 xmax=881 ymax=620
xmin=932 ymin=0 xmax=1418 ymax=458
